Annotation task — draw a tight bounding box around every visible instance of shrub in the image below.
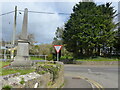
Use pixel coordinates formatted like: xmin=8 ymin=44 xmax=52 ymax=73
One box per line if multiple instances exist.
xmin=19 ymin=77 xmax=25 ymax=85
xmin=60 ymin=56 xmax=73 ymax=60
xmin=42 ymin=65 xmax=60 ymax=81
xmin=37 ymin=71 xmax=46 ymax=74
xmin=47 ymin=54 xmax=53 ymax=61
xmin=2 ymin=85 xmax=12 ymax=89
xmin=36 ymin=65 xmax=60 ymax=82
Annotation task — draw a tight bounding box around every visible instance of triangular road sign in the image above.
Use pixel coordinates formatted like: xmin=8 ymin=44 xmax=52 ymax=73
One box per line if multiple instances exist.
xmin=54 ymin=45 xmax=62 ymax=53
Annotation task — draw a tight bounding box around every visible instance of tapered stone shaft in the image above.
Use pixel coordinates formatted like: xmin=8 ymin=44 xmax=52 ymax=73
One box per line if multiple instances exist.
xmin=21 ymin=8 xmax=28 ymax=40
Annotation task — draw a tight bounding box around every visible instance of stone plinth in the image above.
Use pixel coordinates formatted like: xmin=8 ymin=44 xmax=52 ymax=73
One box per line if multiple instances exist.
xmin=11 ymin=40 xmax=32 ymax=67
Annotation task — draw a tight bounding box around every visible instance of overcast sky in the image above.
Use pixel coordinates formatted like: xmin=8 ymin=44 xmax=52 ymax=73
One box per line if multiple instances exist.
xmin=1 ymin=1 xmax=119 ymax=44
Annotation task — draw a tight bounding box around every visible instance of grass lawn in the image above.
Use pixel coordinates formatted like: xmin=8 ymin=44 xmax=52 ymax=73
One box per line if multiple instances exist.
xmin=30 ymin=57 xmax=44 ymax=60
xmin=0 ymin=61 xmax=10 ymax=68
xmin=76 ymin=57 xmax=119 ymax=61
xmin=0 ymin=61 xmax=35 ymax=76
xmin=1 ymin=69 xmax=35 ymax=76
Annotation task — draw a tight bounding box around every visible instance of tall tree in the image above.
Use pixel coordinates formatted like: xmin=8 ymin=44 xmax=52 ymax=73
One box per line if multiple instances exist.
xmin=62 ymin=2 xmax=116 ymax=58
xmin=52 ymin=27 xmax=64 ymax=45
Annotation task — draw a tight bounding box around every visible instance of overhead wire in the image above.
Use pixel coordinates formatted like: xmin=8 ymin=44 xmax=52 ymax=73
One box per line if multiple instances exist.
xmin=0 ymin=11 xmax=15 ymax=16
xmin=0 ymin=10 xmax=120 ymax=17
xmin=18 ymin=10 xmax=70 ymax=15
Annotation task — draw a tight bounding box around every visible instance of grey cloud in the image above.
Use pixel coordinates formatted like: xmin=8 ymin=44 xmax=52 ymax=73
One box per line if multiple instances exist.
xmin=2 ymin=2 xmax=76 ymax=43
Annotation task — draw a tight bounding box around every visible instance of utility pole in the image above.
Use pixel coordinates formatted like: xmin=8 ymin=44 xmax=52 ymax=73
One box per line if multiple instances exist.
xmin=11 ymin=6 xmax=17 ymax=59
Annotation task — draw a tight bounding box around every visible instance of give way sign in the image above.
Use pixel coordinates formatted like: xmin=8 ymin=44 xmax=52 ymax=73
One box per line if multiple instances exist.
xmin=54 ymin=45 xmax=62 ymax=53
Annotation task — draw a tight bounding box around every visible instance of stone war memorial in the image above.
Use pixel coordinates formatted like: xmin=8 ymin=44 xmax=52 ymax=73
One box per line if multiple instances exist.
xmin=1 ymin=8 xmax=64 ymax=89
xmin=11 ymin=8 xmax=32 ymax=68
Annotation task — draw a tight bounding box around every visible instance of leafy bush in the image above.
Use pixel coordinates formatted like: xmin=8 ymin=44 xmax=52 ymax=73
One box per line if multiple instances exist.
xmin=19 ymin=77 xmax=25 ymax=85
xmin=2 ymin=85 xmax=12 ymax=89
xmin=49 ymin=65 xmax=60 ymax=81
xmin=36 ymin=65 xmax=60 ymax=82
xmin=47 ymin=81 xmax=52 ymax=86
xmin=60 ymin=56 xmax=73 ymax=60
xmin=37 ymin=71 xmax=46 ymax=74
xmin=47 ymin=54 xmax=53 ymax=61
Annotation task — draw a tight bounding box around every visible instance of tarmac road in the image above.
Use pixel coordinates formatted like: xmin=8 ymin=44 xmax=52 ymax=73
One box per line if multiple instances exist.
xmin=64 ymin=64 xmax=119 ymax=88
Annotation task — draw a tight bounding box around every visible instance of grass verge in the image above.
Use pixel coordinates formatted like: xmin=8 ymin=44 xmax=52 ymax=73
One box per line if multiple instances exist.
xmin=76 ymin=57 xmax=119 ymax=61
xmin=0 ymin=61 xmax=35 ymax=76
xmin=1 ymin=68 xmax=35 ymax=76
xmin=0 ymin=61 xmax=10 ymax=68
xmin=30 ymin=57 xmax=44 ymax=60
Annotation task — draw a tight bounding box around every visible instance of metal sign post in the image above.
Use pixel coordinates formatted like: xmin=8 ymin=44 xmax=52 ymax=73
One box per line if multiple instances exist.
xmin=54 ymin=45 xmax=62 ymax=61
xmin=57 ymin=52 xmax=59 ymax=61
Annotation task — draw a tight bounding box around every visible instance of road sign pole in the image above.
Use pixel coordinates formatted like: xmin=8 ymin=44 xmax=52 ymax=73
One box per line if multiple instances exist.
xmin=54 ymin=45 xmax=62 ymax=62
xmin=57 ymin=53 xmax=59 ymax=61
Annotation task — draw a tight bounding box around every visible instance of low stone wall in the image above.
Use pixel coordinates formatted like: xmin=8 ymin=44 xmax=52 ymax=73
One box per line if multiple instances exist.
xmin=2 ymin=72 xmax=48 ymax=88
xmin=1 ymin=62 xmax=64 ymax=89
xmin=73 ymin=61 xmax=118 ymax=65
xmin=50 ymin=62 xmax=64 ymax=88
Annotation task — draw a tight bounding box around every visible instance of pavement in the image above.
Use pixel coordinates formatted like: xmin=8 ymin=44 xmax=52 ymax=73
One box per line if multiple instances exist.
xmin=64 ymin=74 xmax=92 ymax=88
xmin=64 ymin=64 xmax=119 ymax=89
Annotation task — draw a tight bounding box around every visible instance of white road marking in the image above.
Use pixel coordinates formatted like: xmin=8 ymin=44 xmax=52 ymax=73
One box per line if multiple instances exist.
xmin=88 ymin=69 xmax=92 ymax=73
xmin=88 ymin=69 xmax=103 ymax=75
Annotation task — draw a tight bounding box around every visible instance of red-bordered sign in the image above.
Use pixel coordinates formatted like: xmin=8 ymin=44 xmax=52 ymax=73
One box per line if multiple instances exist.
xmin=54 ymin=45 xmax=62 ymax=53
